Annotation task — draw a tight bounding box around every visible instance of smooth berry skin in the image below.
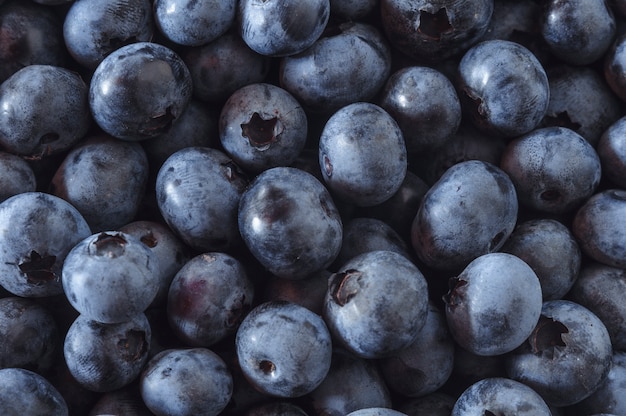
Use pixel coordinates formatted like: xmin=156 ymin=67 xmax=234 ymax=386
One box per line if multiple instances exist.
xmin=346 ymin=408 xmax=408 ymax=416
xmin=0 ymin=64 xmax=90 ymax=157
xmin=500 ymin=219 xmax=581 ymax=301
xmin=0 ymin=296 xmax=60 ymax=373
xmin=444 ymin=253 xmax=543 ymax=356
xmin=451 ymin=377 xmax=551 ymax=416
xmin=572 ymin=189 xmax=626 ymax=269
xmin=63 ymin=313 xmax=151 ymax=393
xmin=0 ymin=192 xmax=91 ymax=298
xmin=308 ymin=349 xmax=392 ymax=416
xmin=154 ymin=0 xmax=236 ymax=46
xmin=505 ymin=300 xmax=613 ymax=407
xmin=119 ymin=220 xmax=191 ymax=308
xmin=219 ymin=83 xmax=308 ymax=174
xmin=319 ymin=102 xmax=407 ymax=207
xmin=0 ymin=151 xmax=36 ymax=203
xmin=411 ymin=160 xmax=518 ymax=272
xmin=540 ymin=65 xmax=622 ymax=147
xmin=167 ymin=252 xmax=255 ymax=347
xmin=324 ymin=250 xmax=429 ymax=359
xmin=63 ymin=0 xmax=155 ymax=70
xmin=568 ymin=351 xmax=626 ymax=416
xmin=238 ymin=166 xmax=343 ymax=279
xmin=569 ymin=262 xmax=626 ymax=351
xmin=182 ymin=32 xmax=271 ymax=104
xmin=89 ymin=42 xmax=192 ymax=141
xmin=0 ymin=1 xmax=67 ymax=83
xmin=62 ymin=231 xmax=160 ymax=324
xmin=379 ymin=301 xmax=455 ymax=397
xmin=0 ymin=368 xmax=69 ymax=416
xmin=238 ymin=0 xmax=330 ymax=57
xmin=379 ymin=66 xmax=461 ymax=153
xmin=597 ymin=116 xmax=626 ymax=188
xmin=236 ymin=301 xmax=333 ymax=398
xmin=500 ymin=126 xmax=602 ymax=214
xmin=457 ymin=39 xmax=550 ymax=138
xmin=140 ymin=348 xmax=233 ymax=416
xmin=541 ymin=0 xmax=616 ymax=66
xmin=156 ymin=147 xmax=248 ymax=253
xmin=279 ymin=22 xmax=392 ymax=113
xmin=50 ymin=134 xmax=149 ymax=233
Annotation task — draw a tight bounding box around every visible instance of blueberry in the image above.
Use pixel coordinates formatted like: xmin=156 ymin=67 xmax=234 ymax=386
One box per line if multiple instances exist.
xmin=324 ymin=250 xmax=429 ymax=359
xmin=444 ymin=252 xmax=543 ymax=356
xmin=379 ymin=66 xmax=461 ymax=153
xmin=380 ymin=0 xmax=494 ymax=62
xmin=0 ymin=64 xmax=91 ymax=157
xmin=505 ymin=300 xmax=613 ymax=407
xmin=237 ymin=0 xmax=330 ymax=57
xmin=62 ymin=0 xmax=155 ymax=69
xmin=330 ymin=0 xmax=378 ymax=20
xmin=156 ymin=146 xmax=248 ymax=253
xmin=396 ymin=392 xmax=456 ymax=416
xmin=238 ymin=166 xmax=343 ymax=279
xmin=541 ymin=0 xmax=616 ymax=66
xmin=279 ymin=22 xmax=392 ymax=113
xmin=244 ymin=401 xmax=309 ymax=416
xmin=182 ymin=31 xmax=271 ymax=104
xmin=167 ymin=252 xmax=254 ymax=347
xmin=0 ymin=1 xmax=67 ymax=83
xmin=308 ymin=348 xmax=393 ymax=415
xmin=501 ymin=126 xmax=601 ymax=214
xmin=0 ymin=151 xmax=37 ymax=202
xmin=62 ymin=231 xmax=160 ymax=324
xmin=319 ymin=102 xmax=407 ymax=207
xmin=63 ymin=312 xmax=151 ymax=392
xmin=604 ymin=33 xmax=626 ymax=102
xmin=235 ymin=301 xmax=333 ymax=398
xmin=154 ymin=0 xmax=236 ymax=46
xmin=50 ymin=134 xmax=149 ymax=232
xmin=457 ymin=39 xmax=550 ymax=138
xmin=0 ymin=192 xmax=91 ymax=298
xmin=140 ymin=347 xmax=233 ymax=416
xmin=411 ymin=160 xmax=518 ymax=271
xmin=87 ymin=384 xmax=153 ymax=416
xmin=345 ymin=408 xmax=408 ymax=416
xmin=568 ymin=262 xmax=626 ymax=351
xmin=219 ymin=82 xmax=308 ymax=173
xmin=89 ymin=42 xmax=192 ymax=140
xmin=379 ymin=301 xmax=455 ymax=397
xmin=451 ymin=377 xmax=551 ymax=416
xmin=500 ymin=219 xmax=581 ymax=301
xmin=572 ymin=189 xmax=626 ymax=269
xmin=0 ymin=367 xmax=69 ymax=416
xmin=0 ymin=296 xmax=60 ymax=373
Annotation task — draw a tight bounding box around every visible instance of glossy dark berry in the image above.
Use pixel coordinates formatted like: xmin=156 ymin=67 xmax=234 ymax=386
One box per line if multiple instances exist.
xmin=89 ymin=42 xmax=192 ymax=141
xmin=319 ymin=102 xmax=407 ymax=207
xmin=62 ymin=231 xmax=160 ymax=324
xmin=324 ymin=250 xmax=429 ymax=359
xmin=0 ymin=192 xmax=91 ymax=298
xmin=238 ymin=166 xmax=343 ymax=279
xmin=235 ymin=301 xmax=333 ymax=398
xmin=0 ymin=151 xmax=36 ymax=202
xmin=597 ymin=115 xmax=626 ymax=188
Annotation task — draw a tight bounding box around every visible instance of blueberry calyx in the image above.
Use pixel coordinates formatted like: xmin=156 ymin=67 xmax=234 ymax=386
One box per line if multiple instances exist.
xmin=139 ymin=232 xmax=158 ymax=248
xmin=539 ymin=189 xmax=562 ymax=202
xmin=139 ymin=106 xmax=175 ymax=136
xmin=117 ymin=329 xmax=148 ymax=362
xmin=443 ymin=277 xmax=467 ymax=310
xmin=529 ymin=315 xmax=569 ymax=358
xmin=240 ymin=112 xmax=284 ymax=150
xmin=330 ymin=269 xmax=362 ymax=307
xmin=19 ymin=250 xmax=57 ymax=285
xmin=90 ymin=232 xmax=127 ymax=258
xmin=259 ymin=359 xmax=276 ymax=375
xmin=322 ymin=154 xmax=333 ymax=177
xmin=418 ymin=8 xmax=453 ymax=40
